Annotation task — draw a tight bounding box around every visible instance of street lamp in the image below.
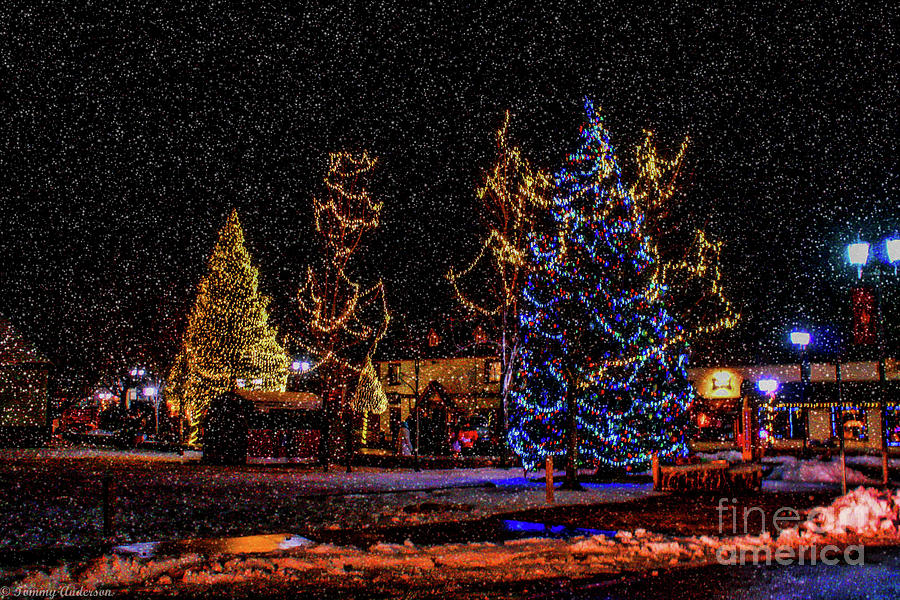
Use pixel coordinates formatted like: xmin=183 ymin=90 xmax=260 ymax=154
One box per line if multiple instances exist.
xmin=789 ymin=330 xmax=811 ymax=349
xmin=847 ymin=242 xmax=870 ymax=279
xmin=846 ymin=236 xmax=898 ymax=486
xmin=143 ymin=386 xmax=160 ymax=437
xmin=789 ymin=329 xmax=812 ymax=452
xmin=757 ymin=378 xmax=779 ymax=394
xmin=886 ymin=237 xmax=900 ymax=273
xmin=290 ymin=360 xmax=312 ymax=373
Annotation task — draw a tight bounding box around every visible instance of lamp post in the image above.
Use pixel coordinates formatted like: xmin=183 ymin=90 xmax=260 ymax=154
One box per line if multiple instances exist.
xmin=392 ymin=347 xmax=423 ymax=472
xmin=790 ymin=330 xmax=811 ymax=453
xmin=143 ymin=386 xmax=160 ymax=437
xmin=757 ymin=378 xmax=779 ymax=461
xmin=836 ymin=360 xmax=847 ymax=495
xmin=847 ymin=237 xmax=898 ymax=487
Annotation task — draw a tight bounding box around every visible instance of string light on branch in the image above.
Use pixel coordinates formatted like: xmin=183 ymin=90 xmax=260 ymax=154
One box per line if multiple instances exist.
xmin=509 ymin=99 xmax=694 ymax=472
xmin=296 ymin=150 xmax=390 ymax=382
xmin=446 ymin=111 xmax=552 ymax=317
xmin=166 ymin=209 xmax=289 ymax=446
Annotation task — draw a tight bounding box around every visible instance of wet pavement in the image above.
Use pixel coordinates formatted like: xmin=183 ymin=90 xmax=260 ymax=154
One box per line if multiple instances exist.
xmin=547 ymin=545 xmax=900 ymax=600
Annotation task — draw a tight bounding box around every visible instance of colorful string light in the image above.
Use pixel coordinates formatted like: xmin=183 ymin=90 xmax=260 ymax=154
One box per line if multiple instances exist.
xmin=509 ymin=99 xmax=694 ymax=471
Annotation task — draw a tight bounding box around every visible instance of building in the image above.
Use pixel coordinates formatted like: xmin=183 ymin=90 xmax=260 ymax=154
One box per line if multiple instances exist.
xmin=203 ymin=390 xmax=322 ymax=464
xmin=371 ymin=355 xmax=502 ymax=454
xmin=689 ymin=360 xmax=900 ymax=453
xmin=368 ymin=323 xmax=502 ymax=455
xmin=0 ymin=318 xmax=52 ymax=447
xmin=368 ymin=347 xmax=900 ymax=456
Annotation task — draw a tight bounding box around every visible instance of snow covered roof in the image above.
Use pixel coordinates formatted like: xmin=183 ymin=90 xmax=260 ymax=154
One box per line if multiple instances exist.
xmin=0 ymin=318 xmax=50 ymax=366
xmin=772 ymin=381 xmax=900 ymax=408
xmin=231 ymin=390 xmax=321 ymax=411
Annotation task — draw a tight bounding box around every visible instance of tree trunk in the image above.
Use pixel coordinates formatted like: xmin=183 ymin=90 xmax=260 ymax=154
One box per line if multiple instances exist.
xmin=561 ymin=386 xmax=582 ymax=490
xmin=320 ymin=368 xmax=347 ymax=469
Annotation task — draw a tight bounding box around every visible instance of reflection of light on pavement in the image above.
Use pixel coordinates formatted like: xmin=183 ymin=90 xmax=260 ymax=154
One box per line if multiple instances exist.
xmin=113 ymin=541 xmax=160 ymax=558
xmin=501 ymin=519 xmax=616 ymax=539
xmin=221 ymin=534 xmax=310 ymax=554
xmin=113 ymin=534 xmax=312 ymax=560
xmin=278 ymin=535 xmax=313 ymax=550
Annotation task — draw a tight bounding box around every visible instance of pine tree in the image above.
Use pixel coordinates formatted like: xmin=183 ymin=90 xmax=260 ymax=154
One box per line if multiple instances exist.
xmin=509 ymin=99 xmax=693 ymax=487
xmin=166 ymin=209 xmax=288 ymax=446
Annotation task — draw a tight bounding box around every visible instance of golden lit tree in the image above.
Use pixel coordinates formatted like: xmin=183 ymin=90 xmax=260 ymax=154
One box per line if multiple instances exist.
xmin=630 ymin=131 xmax=739 ymax=345
xmin=296 ymin=151 xmax=389 ymax=466
xmin=166 ymin=209 xmax=289 ymax=446
xmin=446 ymin=111 xmax=553 ymax=447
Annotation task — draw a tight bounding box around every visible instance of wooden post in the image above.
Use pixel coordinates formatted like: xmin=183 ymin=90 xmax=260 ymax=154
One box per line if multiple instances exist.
xmin=545 ymin=456 xmax=554 ymax=504
xmin=651 ymin=452 xmax=660 ymax=491
xmin=741 ymin=396 xmax=753 ymax=462
xmin=102 ymin=474 xmax=114 ymax=537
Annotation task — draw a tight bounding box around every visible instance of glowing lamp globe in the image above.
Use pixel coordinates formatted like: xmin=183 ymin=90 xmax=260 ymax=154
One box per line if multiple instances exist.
xmin=291 ymin=361 xmax=302 ymax=371
xmin=847 ymin=242 xmax=870 ymax=266
xmin=886 ymin=238 xmax=900 ymax=264
xmin=143 ymin=386 xmax=158 ymax=397
xmin=790 ymin=330 xmax=811 ymax=348
xmin=757 ymin=378 xmax=779 ymax=394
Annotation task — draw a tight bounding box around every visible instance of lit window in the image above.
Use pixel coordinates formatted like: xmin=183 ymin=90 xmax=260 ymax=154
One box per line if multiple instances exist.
xmin=387 ymin=363 xmax=400 ymax=385
xmin=831 ymin=407 xmax=868 ymax=441
xmin=763 ymin=407 xmax=806 ymax=440
xmin=484 ymin=359 xmax=501 ymax=384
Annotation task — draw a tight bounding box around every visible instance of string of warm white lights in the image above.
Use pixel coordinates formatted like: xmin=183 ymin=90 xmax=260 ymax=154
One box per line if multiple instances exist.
xmin=446 ymin=111 xmax=552 ymax=317
xmin=165 ymin=210 xmax=289 ymax=446
xmin=295 ymin=150 xmax=390 ymax=391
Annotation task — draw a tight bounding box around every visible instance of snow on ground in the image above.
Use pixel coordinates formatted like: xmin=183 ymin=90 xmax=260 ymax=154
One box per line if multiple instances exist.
xmin=3 ymin=446 xmax=204 ymax=463
xmin=697 ymin=451 xmax=888 ymax=485
xmin=0 ymin=447 xmax=656 ymax=551
xmin=845 ymin=455 xmax=900 ymax=468
xmin=695 ymin=450 xmax=745 ymax=463
xmin=765 ymin=456 xmax=876 ymax=485
xmin=8 ymin=488 xmax=900 ymax=595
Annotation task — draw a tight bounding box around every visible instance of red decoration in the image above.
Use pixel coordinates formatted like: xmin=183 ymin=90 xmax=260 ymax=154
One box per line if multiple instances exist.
xmin=851 ymin=286 xmax=877 ymax=345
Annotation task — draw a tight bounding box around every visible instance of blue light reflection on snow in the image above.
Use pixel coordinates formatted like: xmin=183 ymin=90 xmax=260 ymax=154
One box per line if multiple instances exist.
xmin=501 ymin=519 xmax=616 ymax=539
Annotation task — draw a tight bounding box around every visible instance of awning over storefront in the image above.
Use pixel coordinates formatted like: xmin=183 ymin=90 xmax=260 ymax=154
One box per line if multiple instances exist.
xmin=773 ymin=381 xmax=900 ymax=409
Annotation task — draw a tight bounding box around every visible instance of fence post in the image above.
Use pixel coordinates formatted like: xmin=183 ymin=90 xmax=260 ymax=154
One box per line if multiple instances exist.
xmin=545 ymin=456 xmax=554 ymax=504
xmin=102 ymin=474 xmax=114 ymax=537
xmin=652 ymin=452 xmax=660 ymax=491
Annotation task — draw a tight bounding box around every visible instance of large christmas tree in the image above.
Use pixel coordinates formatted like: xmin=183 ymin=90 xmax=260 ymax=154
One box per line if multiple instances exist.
xmin=166 ymin=209 xmax=289 ymax=446
xmin=509 ymin=99 xmax=693 ymax=487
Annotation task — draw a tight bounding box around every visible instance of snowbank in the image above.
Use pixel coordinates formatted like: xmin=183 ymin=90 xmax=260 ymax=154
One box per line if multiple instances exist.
xmin=698 ymin=452 xmax=884 ymax=485
xmin=695 ymin=450 xmax=744 ymax=463
xmin=766 ymin=456 xmax=876 ymax=485
xmin=801 ymin=487 xmax=900 ymax=536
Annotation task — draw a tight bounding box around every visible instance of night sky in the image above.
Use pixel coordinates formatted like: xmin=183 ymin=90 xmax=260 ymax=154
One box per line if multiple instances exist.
xmin=0 ymin=2 xmax=896 ymax=392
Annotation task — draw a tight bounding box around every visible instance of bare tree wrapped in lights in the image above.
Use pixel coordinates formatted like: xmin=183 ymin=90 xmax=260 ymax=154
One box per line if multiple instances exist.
xmin=296 ymin=151 xmax=389 ymax=467
xmin=166 ymin=210 xmax=289 ymax=447
xmin=445 ymin=112 xmax=552 ymax=447
xmin=630 ymin=131 xmax=739 ymax=346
